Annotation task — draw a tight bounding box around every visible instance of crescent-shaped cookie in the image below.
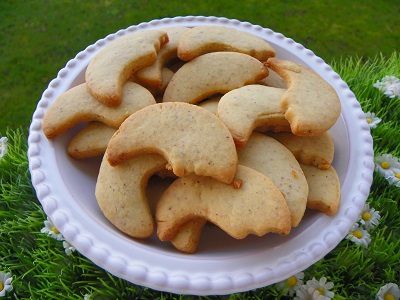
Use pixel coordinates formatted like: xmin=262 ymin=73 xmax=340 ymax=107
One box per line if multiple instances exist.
xmin=163 ymin=52 xmax=268 ymax=104
xmin=107 ymin=102 xmax=238 ymax=184
xmin=43 ymin=82 xmax=156 ymax=139
xmin=217 ymin=85 xmax=290 ymax=147
xmin=270 ymin=132 xmax=334 ymax=170
xmin=156 ymin=165 xmax=291 ymax=241
xmin=170 ymin=133 xmax=308 ymax=253
xmin=301 ymin=164 xmax=340 ymax=215
xmin=95 ymin=153 xmax=167 ymax=238
xmin=67 ymin=93 xmax=220 ymax=159
xmin=177 ymin=26 xmax=275 ymax=61
xmin=67 ymin=122 xmax=115 ymax=159
xmin=135 ymin=27 xmax=188 ymax=88
xmin=267 ymin=58 xmax=341 ymax=135
xmin=86 ymin=30 xmax=168 ymax=106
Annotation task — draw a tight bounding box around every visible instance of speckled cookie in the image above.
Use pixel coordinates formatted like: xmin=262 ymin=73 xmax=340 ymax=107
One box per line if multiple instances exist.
xmin=135 ymin=27 xmax=188 ymax=88
xmin=157 ymin=165 xmax=291 ymax=241
xmin=177 ymin=26 xmax=275 ymax=61
xmin=86 ymin=30 xmax=168 ymax=106
xmin=67 ymin=122 xmax=116 ymax=159
xmin=270 ymin=132 xmax=334 ymax=170
xmin=300 ymin=164 xmax=340 ymax=215
xmin=217 ymin=85 xmax=290 ymax=147
xmin=95 ymin=152 xmax=167 ymax=238
xmin=267 ymin=58 xmax=341 ymax=135
xmin=107 ymin=102 xmax=238 ymax=184
xmin=170 ymin=133 xmax=308 ymax=253
xmin=163 ymin=52 xmax=268 ymax=104
xmin=43 ymin=82 xmax=156 ymax=139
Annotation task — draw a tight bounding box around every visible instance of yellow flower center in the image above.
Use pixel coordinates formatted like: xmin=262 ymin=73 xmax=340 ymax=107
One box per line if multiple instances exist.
xmin=51 ymin=226 xmax=60 ymax=234
xmin=367 ymin=117 xmax=373 ymax=124
xmin=0 ymin=281 xmax=3 ymax=291
xmin=362 ymin=212 xmax=372 ymax=221
xmin=380 ymin=161 xmax=390 ymax=169
xmin=316 ymin=287 xmax=326 ymax=295
xmin=286 ymin=276 xmax=297 ymax=287
xmin=384 ymin=293 xmax=395 ymax=300
xmin=395 ymin=173 xmax=400 ymax=179
xmin=352 ymin=230 xmax=363 ymax=239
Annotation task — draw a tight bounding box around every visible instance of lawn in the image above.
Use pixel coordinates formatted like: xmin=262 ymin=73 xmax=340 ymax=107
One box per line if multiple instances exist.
xmin=0 ymin=0 xmax=399 ymax=131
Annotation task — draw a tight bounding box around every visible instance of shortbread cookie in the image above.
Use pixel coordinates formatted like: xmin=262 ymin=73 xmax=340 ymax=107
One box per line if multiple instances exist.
xmin=238 ymin=134 xmax=308 ymax=227
xmin=107 ymin=102 xmax=238 ymax=184
xmin=135 ymin=27 xmax=188 ymax=88
xmin=95 ymin=153 xmax=167 ymax=238
xmin=67 ymin=122 xmax=115 ymax=159
xmin=86 ymin=30 xmax=168 ymax=106
xmin=301 ymin=164 xmax=340 ymax=215
xmin=267 ymin=58 xmax=341 ymax=135
xmin=177 ymin=26 xmax=275 ymax=61
xmin=43 ymin=82 xmax=156 ymax=138
xmin=218 ymin=85 xmax=290 ymax=147
xmin=197 ymin=95 xmax=221 ymax=114
xmin=157 ymin=165 xmax=291 ymax=241
xmin=170 ymin=219 xmax=206 ymax=253
xmin=259 ymin=68 xmax=287 ymax=89
xmin=163 ymin=52 xmax=268 ymax=104
xmin=170 ymin=133 xmax=308 ymax=253
xmin=270 ymin=132 xmax=334 ymax=170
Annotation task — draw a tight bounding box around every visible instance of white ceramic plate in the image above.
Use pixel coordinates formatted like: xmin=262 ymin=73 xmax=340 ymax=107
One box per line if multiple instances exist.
xmin=28 ymin=16 xmax=374 ymax=295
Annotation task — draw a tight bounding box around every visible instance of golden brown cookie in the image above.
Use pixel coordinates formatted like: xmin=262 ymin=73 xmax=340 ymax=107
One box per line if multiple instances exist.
xmin=270 ymin=132 xmax=334 ymax=170
xmin=135 ymin=27 xmax=188 ymax=88
xmin=67 ymin=122 xmax=116 ymax=159
xmin=95 ymin=153 xmax=167 ymax=238
xmin=43 ymin=82 xmax=156 ymax=139
xmin=170 ymin=133 xmax=308 ymax=253
xmin=217 ymin=85 xmax=290 ymax=147
xmin=300 ymin=164 xmax=340 ymax=215
xmin=163 ymin=52 xmax=268 ymax=104
xmin=86 ymin=30 xmax=168 ymax=106
xmin=156 ymin=165 xmax=291 ymax=241
xmin=267 ymin=58 xmax=341 ymax=135
xmin=107 ymin=102 xmax=238 ymax=184
xmin=177 ymin=26 xmax=275 ymax=61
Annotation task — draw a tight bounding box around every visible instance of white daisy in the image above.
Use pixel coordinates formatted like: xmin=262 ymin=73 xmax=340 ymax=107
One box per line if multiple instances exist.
xmin=276 ymin=272 xmax=304 ymax=296
xmin=364 ymin=112 xmax=382 ymax=129
xmin=40 ymin=218 xmax=63 ymax=241
xmin=373 ymin=75 xmax=400 ymax=99
xmin=0 ymin=137 xmax=8 ymax=159
xmin=0 ymin=272 xmax=13 ymax=297
xmin=376 ymin=283 xmax=400 ymax=300
xmin=294 ymin=285 xmax=313 ymax=300
xmin=63 ymin=240 xmax=76 ymax=255
xmin=375 ymin=154 xmax=400 ymax=178
xmin=386 ymin=168 xmax=400 ymax=187
xmin=306 ymin=277 xmax=335 ymax=300
xmin=359 ymin=203 xmax=381 ymax=230
xmin=346 ymin=223 xmax=371 ymax=248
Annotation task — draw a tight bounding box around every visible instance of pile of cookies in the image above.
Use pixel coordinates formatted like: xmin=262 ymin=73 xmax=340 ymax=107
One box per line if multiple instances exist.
xmin=42 ymin=25 xmax=341 ymax=253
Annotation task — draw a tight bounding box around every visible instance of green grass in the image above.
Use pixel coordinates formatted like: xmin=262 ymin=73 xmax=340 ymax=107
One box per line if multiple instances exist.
xmin=0 ymin=54 xmax=399 ymax=299
xmin=0 ymin=0 xmax=399 ymax=131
